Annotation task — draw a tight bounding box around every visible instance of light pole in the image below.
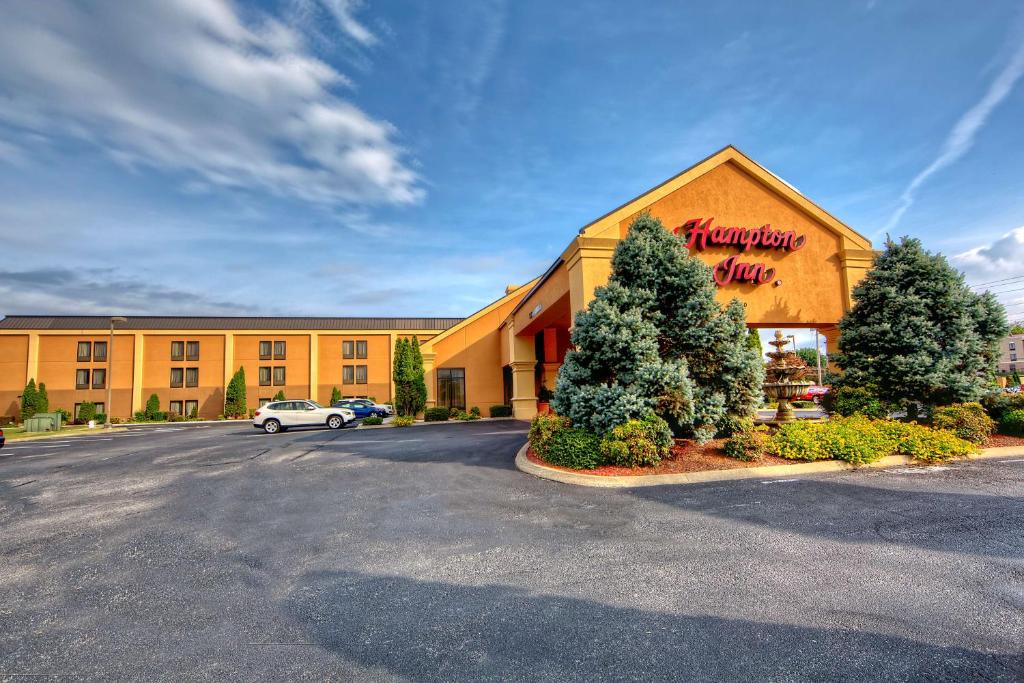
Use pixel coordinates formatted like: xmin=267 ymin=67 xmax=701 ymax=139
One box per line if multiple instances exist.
xmin=814 ymin=329 xmax=824 ymax=385
xmin=106 ymin=316 xmax=127 ymax=428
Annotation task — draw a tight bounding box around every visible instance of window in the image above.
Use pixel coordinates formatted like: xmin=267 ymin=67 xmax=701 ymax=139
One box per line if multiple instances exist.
xmin=259 ymin=341 xmax=273 ymax=360
xmin=169 ymin=400 xmax=183 ymax=416
xmin=259 ymin=367 xmax=272 ymax=386
xmin=171 ymin=341 xmax=185 ymax=361
xmin=356 ymin=340 xmax=367 ymax=359
xmin=170 ymin=368 xmax=184 ymax=388
xmin=274 ymin=341 xmax=286 ymax=360
xmin=77 ymin=341 xmax=92 ymax=362
xmin=184 ymin=400 xmax=198 ymax=417
xmin=1012 ymin=354 xmax=1018 ymax=362
xmin=92 ymin=368 xmax=106 ymax=389
xmin=1011 ymin=342 xmax=1017 ymax=350
xmin=186 ymin=341 xmax=200 ymax=361
xmin=76 ymin=369 xmax=90 ymax=389
xmin=343 ymin=365 xmax=354 ymax=384
xmin=93 ymin=341 xmax=107 ymax=362
xmin=355 ymin=365 xmax=367 ymax=384
xmin=343 ymin=340 xmax=354 ymax=359
xmin=273 ymin=366 xmax=286 ymax=386
xmin=185 ymin=367 xmax=199 ymax=388
xmin=259 ymin=397 xmax=272 ymax=406
xmin=437 ymin=368 xmax=466 ymax=410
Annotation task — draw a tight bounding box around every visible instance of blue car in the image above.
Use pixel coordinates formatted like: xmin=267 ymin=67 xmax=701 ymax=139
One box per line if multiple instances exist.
xmin=332 ymin=399 xmax=387 ymax=419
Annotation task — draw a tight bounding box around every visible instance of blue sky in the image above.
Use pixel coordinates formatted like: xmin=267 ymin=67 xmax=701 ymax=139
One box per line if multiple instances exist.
xmin=1 ymin=0 xmax=1023 ymax=327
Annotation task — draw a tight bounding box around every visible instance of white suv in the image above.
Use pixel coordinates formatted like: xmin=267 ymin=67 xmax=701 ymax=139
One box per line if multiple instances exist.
xmin=253 ymin=400 xmax=355 ymax=434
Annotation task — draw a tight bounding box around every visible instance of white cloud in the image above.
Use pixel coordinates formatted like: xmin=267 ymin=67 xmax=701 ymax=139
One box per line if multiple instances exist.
xmin=0 ymin=0 xmax=421 ymax=207
xmin=953 ymin=226 xmax=1024 ymax=283
xmin=882 ymin=40 xmax=1024 ymax=233
xmin=317 ymin=0 xmax=379 ymax=46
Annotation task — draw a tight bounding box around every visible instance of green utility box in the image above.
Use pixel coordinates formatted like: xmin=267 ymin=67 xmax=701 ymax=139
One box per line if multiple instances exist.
xmin=24 ymin=412 xmax=64 ymax=433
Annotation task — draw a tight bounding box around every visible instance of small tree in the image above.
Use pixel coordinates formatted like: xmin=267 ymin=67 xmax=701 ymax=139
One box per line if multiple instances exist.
xmin=1010 ymin=322 xmax=1024 ymax=335
xmin=393 ymin=337 xmax=427 ymax=416
xmin=835 ymin=236 xmax=1008 ymax=413
xmin=77 ymin=401 xmax=97 ymax=424
xmin=144 ymin=393 xmax=161 ymax=420
xmin=37 ymin=382 xmax=49 ymax=413
xmin=330 ymin=386 xmax=342 ymax=405
xmin=1012 ymin=369 xmax=1023 ymax=387
xmin=746 ymin=328 xmax=763 ymax=359
xmin=795 ymin=347 xmax=818 ymax=368
xmin=225 ymin=367 xmax=247 ymax=418
xmin=20 ymin=379 xmax=39 ymax=422
xmin=273 ymin=390 xmax=286 ymax=401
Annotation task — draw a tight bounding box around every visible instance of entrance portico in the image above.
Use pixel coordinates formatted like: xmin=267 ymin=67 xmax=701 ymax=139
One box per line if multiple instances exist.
xmin=502 ymin=145 xmax=874 ymax=420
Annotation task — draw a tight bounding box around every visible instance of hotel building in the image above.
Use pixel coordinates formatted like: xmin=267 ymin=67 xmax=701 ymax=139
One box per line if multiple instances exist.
xmin=0 ymin=147 xmax=875 ymax=421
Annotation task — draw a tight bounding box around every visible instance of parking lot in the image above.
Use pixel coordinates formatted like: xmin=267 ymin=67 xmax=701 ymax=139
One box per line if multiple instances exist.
xmin=1 ymin=420 xmax=1022 ymax=681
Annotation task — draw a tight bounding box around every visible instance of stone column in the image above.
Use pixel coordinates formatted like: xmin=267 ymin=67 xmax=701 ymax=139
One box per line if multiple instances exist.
xmin=25 ymin=332 xmax=39 ymax=384
xmin=817 ymin=326 xmax=841 ymax=372
xmin=131 ymin=333 xmax=145 ymax=415
xmin=309 ymin=332 xmax=319 ymax=403
xmin=421 ymin=351 xmax=436 ymax=410
xmin=510 ymin=331 xmax=538 ymax=420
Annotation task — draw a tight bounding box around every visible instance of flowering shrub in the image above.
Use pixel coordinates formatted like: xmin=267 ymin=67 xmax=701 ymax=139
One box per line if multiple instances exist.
xmin=875 ymin=420 xmax=977 ymax=462
xmin=528 ymin=414 xmax=572 ymax=459
xmin=392 ymin=415 xmax=415 ymax=427
xmin=598 ymin=414 xmax=673 ymax=467
xmin=931 ymin=403 xmax=993 ymax=444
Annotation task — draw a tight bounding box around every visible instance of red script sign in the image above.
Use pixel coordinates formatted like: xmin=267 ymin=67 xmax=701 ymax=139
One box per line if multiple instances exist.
xmin=672 ymin=217 xmax=806 ymax=287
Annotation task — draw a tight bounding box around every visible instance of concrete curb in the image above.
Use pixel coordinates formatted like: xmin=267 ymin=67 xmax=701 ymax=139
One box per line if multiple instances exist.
xmin=6 ymin=427 xmax=130 ymax=443
xmin=514 ymin=442 xmax=1024 ymax=488
xmin=356 ymin=417 xmax=519 ymax=430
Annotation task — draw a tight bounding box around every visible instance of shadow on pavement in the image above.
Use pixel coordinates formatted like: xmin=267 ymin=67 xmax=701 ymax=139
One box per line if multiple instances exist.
xmin=285 ymin=569 xmax=1022 ymax=682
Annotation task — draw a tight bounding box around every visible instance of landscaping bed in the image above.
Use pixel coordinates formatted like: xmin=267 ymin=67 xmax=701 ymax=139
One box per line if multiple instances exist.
xmin=526 ymin=439 xmax=795 ymax=476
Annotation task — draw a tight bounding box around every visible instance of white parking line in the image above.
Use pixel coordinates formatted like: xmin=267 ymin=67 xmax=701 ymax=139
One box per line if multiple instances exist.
xmin=476 ymin=431 xmax=528 ymax=436
xmin=761 ymin=478 xmax=801 ymax=484
xmin=3 ymin=443 xmax=72 ymax=450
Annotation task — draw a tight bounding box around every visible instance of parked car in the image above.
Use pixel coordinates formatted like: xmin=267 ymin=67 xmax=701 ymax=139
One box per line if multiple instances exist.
xmin=332 ymin=398 xmax=392 ymax=418
xmin=252 ymin=400 xmax=355 ymax=434
xmin=794 ymin=385 xmax=830 ymax=403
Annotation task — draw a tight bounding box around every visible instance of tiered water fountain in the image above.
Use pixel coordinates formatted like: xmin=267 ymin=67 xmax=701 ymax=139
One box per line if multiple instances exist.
xmin=763 ymin=330 xmax=813 ymax=424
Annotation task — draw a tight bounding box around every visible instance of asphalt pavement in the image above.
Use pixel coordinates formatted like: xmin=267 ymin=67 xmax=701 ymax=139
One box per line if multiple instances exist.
xmin=1 ymin=420 xmax=1022 ymax=681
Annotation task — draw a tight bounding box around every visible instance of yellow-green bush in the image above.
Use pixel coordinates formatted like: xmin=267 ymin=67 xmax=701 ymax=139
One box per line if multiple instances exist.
xmin=723 ymin=421 xmax=769 ymax=462
xmin=598 ymin=414 xmax=673 ymax=467
xmin=931 ymin=402 xmax=994 ymax=444
xmin=767 ymin=416 xmax=976 ymax=465
xmin=999 ymin=409 xmax=1024 ymax=436
xmin=392 ymin=415 xmax=415 ymax=427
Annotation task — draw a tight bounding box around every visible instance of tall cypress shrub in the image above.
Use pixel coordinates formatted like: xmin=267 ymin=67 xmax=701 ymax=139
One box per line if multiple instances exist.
xmin=145 ymin=393 xmax=161 ymax=420
xmin=37 ymin=382 xmax=49 ymax=413
xmin=834 ymin=236 xmax=1007 ymax=412
xmin=409 ymin=337 xmax=428 ymax=415
xmin=225 ymin=367 xmax=247 ymax=418
xmin=330 ymin=386 xmax=342 ymax=405
xmin=20 ymin=379 xmax=39 ymax=422
xmin=553 ymin=212 xmax=763 ymax=441
xmin=392 ymin=338 xmax=413 ymax=416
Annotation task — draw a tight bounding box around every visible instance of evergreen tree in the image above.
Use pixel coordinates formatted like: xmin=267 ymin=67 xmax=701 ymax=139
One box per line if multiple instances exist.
xmin=553 ymin=212 xmax=763 ymax=441
xmin=392 ymin=338 xmax=413 ymax=416
xmin=746 ymin=328 xmax=763 ymax=359
xmin=36 ymin=382 xmax=49 ymax=413
xmin=20 ymin=378 xmax=39 ymax=422
xmin=273 ymin=390 xmax=286 ymax=401
xmin=1010 ymin=322 xmax=1024 ymax=335
xmin=795 ymin=347 xmax=818 ymax=368
xmin=145 ymin=393 xmax=161 ymax=420
xmin=834 ymin=236 xmax=1008 ymax=411
xmin=225 ymin=367 xmax=247 ymax=418
xmin=330 ymin=386 xmax=342 ymax=405
xmin=409 ymin=337 xmax=428 ymax=415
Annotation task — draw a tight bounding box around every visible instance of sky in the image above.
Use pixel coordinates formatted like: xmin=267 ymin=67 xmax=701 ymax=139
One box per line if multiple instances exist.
xmin=1 ymin=0 xmax=1023 ymax=339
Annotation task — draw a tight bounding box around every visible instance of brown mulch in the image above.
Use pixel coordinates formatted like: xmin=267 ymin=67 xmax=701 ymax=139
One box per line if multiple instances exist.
xmin=526 ymin=439 xmax=795 ymax=477
xmin=984 ymin=433 xmax=1024 ymax=448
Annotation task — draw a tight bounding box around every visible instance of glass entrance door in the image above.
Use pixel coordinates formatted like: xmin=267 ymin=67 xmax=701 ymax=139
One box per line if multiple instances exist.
xmin=437 ymin=368 xmax=466 ymax=410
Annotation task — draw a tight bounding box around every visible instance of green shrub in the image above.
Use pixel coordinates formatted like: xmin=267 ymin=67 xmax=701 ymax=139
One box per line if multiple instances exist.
xmin=20 ymin=379 xmax=39 ymax=422
xmin=457 ymin=411 xmax=479 ymax=421
xmin=330 ymin=386 xmax=342 ymax=405
xmin=528 ymin=413 xmax=571 ymax=459
xmin=999 ymin=409 xmax=1024 ymax=436
xmin=470 ymin=406 xmax=481 ymax=417
xmin=133 ymin=410 xmax=147 ymax=422
xmin=724 ymin=420 xmax=769 ymax=462
xmin=598 ymin=414 xmax=673 ymax=467
xmin=273 ymin=390 xmax=286 ymax=401
xmin=168 ymin=413 xmax=185 ymax=423
xmin=361 ymin=415 xmax=384 ymax=425
xmin=447 ymin=406 xmax=461 ymax=418
xmin=424 ymin=407 xmax=450 ymax=422
xmin=224 ymin=368 xmax=247 ymax=418
xmin=392 ymin=415 xmax=415 ymax=427
xmin=110 ymin=417 xmax=122 ymax=425
xmin=822 ymin=386 xmax=888 ymax=419
xmin=792 ymin=400 xmax=816 ymax=409
xmin=54 ymin=407 xmax=71 ymax=425
xmin=931 ymin=403 xmax=994 ymax=444
xmin=489 ymin=405 xmax=513 ymax=417
xmin=77 ymin=402 xmax=97 ymax=424
xmin=145 ymin=393 xmax=161 ymax=420
xmin=545 ymin=428 xmax=603 ymax=469
xmin=94 ymin=413 xmax=108 ymax=425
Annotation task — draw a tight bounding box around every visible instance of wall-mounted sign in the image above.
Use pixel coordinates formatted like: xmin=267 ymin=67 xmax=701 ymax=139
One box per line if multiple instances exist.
xmin=673 ymin=217 xmax=806 ymax=287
